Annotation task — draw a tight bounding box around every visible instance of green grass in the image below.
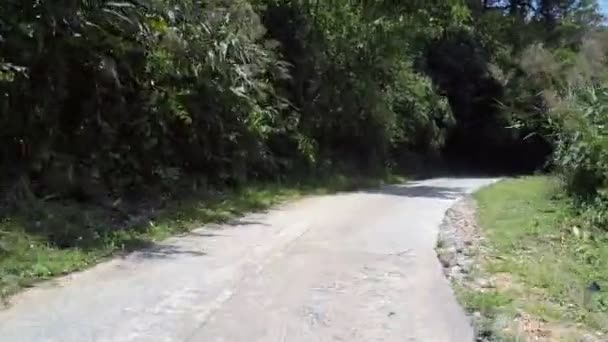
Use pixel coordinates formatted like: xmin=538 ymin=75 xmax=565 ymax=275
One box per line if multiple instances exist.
xmin=0 ymin=172 xmax=405 ymax=302
xmin=467 ymin=176 xmax=608 ymax=338
xmin=459 ymin=288 xmax=514 ymax=317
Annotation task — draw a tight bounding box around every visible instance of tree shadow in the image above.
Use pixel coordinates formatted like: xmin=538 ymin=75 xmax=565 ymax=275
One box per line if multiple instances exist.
xmin=363 ymin=184 xmax=467 ymax=200
xmin=187 ymin=231 xmax=224 ymax=238
xmin=225 ymin=218 xmax=269 ymax=227
xmin=133 ymin=243 xmax=207 ymax=260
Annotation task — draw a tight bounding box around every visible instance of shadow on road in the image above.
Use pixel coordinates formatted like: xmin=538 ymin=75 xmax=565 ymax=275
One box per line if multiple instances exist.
xmin=127 ymin=220 xmax=270 ymax=261
xmin=226 ymin=218 xmax=270 ymax=227
xmin=364 ymin=184 xmax=467 ymax=200
xmin=130 ymin=182 xmax=470 ymax=261
xmin=134 ymin=243 xmax=207 ymax=260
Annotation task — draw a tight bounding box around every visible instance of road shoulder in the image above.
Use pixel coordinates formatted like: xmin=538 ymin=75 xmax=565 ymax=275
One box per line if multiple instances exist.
xmin=437 ymin=178 xmax=606 ymax=341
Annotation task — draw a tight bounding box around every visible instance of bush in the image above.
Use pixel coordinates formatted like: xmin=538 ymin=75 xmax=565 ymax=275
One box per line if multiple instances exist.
xmin=553 ymin=85 xmax=608 ymax=198
xmin=549 ymin=85 xmax=608 ymax=231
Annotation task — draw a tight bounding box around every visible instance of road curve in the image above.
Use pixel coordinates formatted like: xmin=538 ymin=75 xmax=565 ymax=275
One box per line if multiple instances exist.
xmin=0 ymin=178 xmax=497 ymax=342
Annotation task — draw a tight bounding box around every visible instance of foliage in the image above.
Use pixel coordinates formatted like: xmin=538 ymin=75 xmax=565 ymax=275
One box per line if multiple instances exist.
xmin=0 ymin=0 xmax=457 ymax=203
xmin=0 ymin=0 xmax=299 ymax=200
xmin=259 ymin=0 xmax=457 ymax=168
xmin=551 ymin=85 xmax=608 ymax=231
xmin=425 ymin=0 xmax=605 ymax=172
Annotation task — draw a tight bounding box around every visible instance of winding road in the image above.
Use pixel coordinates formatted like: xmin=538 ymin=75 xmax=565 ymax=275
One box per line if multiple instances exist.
xmin=0 ymin=178 xmax=496 ymax=342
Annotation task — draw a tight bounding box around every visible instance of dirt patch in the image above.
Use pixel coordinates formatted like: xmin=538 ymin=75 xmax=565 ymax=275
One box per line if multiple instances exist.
xmin=437 ymin=197 xmax=602 ymax=342
xmin=500 ymin=312 xmax=605 ymax=342
xmin=510 ymin=313 xmax=570 ymax=341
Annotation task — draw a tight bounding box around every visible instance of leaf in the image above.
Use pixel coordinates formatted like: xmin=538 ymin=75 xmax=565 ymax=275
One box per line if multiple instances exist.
xmin=102 ymin=8 xmax=136 ymax=27
xmin=112 ymin=198 xmax=122 ymax=207
xmin=104 ymin=2 xmax=136 ymax=9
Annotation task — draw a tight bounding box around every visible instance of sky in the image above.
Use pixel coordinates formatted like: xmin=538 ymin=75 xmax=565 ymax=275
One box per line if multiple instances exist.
xmin=601 ymin=0 xmax=608 ymax=15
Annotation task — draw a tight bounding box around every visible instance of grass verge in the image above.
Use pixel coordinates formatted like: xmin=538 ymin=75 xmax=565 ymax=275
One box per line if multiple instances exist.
xmin=463 ymin=176 xmax=608 ymax=341
xmin=0 ymin=172 xmax=404 ymax=303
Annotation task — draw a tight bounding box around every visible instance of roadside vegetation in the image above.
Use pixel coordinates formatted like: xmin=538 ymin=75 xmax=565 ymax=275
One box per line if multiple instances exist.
xmin=0 ymin=172 xmax=403 ymax=302
xmin=459 ymin=177 xmax=608 ymax=341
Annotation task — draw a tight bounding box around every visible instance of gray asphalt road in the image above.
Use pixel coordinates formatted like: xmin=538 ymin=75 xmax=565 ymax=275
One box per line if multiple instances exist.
xmin=0 ymin=178 xmax=497 ymax=342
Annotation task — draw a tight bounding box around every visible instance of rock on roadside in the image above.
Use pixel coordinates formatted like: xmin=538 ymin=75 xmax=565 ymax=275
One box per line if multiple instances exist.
xmin=436 ymin=196 xmax=484 ymax=284
xmin=436 ymin=196 xmax=503 ymax=341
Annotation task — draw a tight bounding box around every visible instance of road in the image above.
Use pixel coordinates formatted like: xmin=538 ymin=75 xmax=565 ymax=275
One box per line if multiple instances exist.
xmin=0 ymin=178 xmax=496 ymax=342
